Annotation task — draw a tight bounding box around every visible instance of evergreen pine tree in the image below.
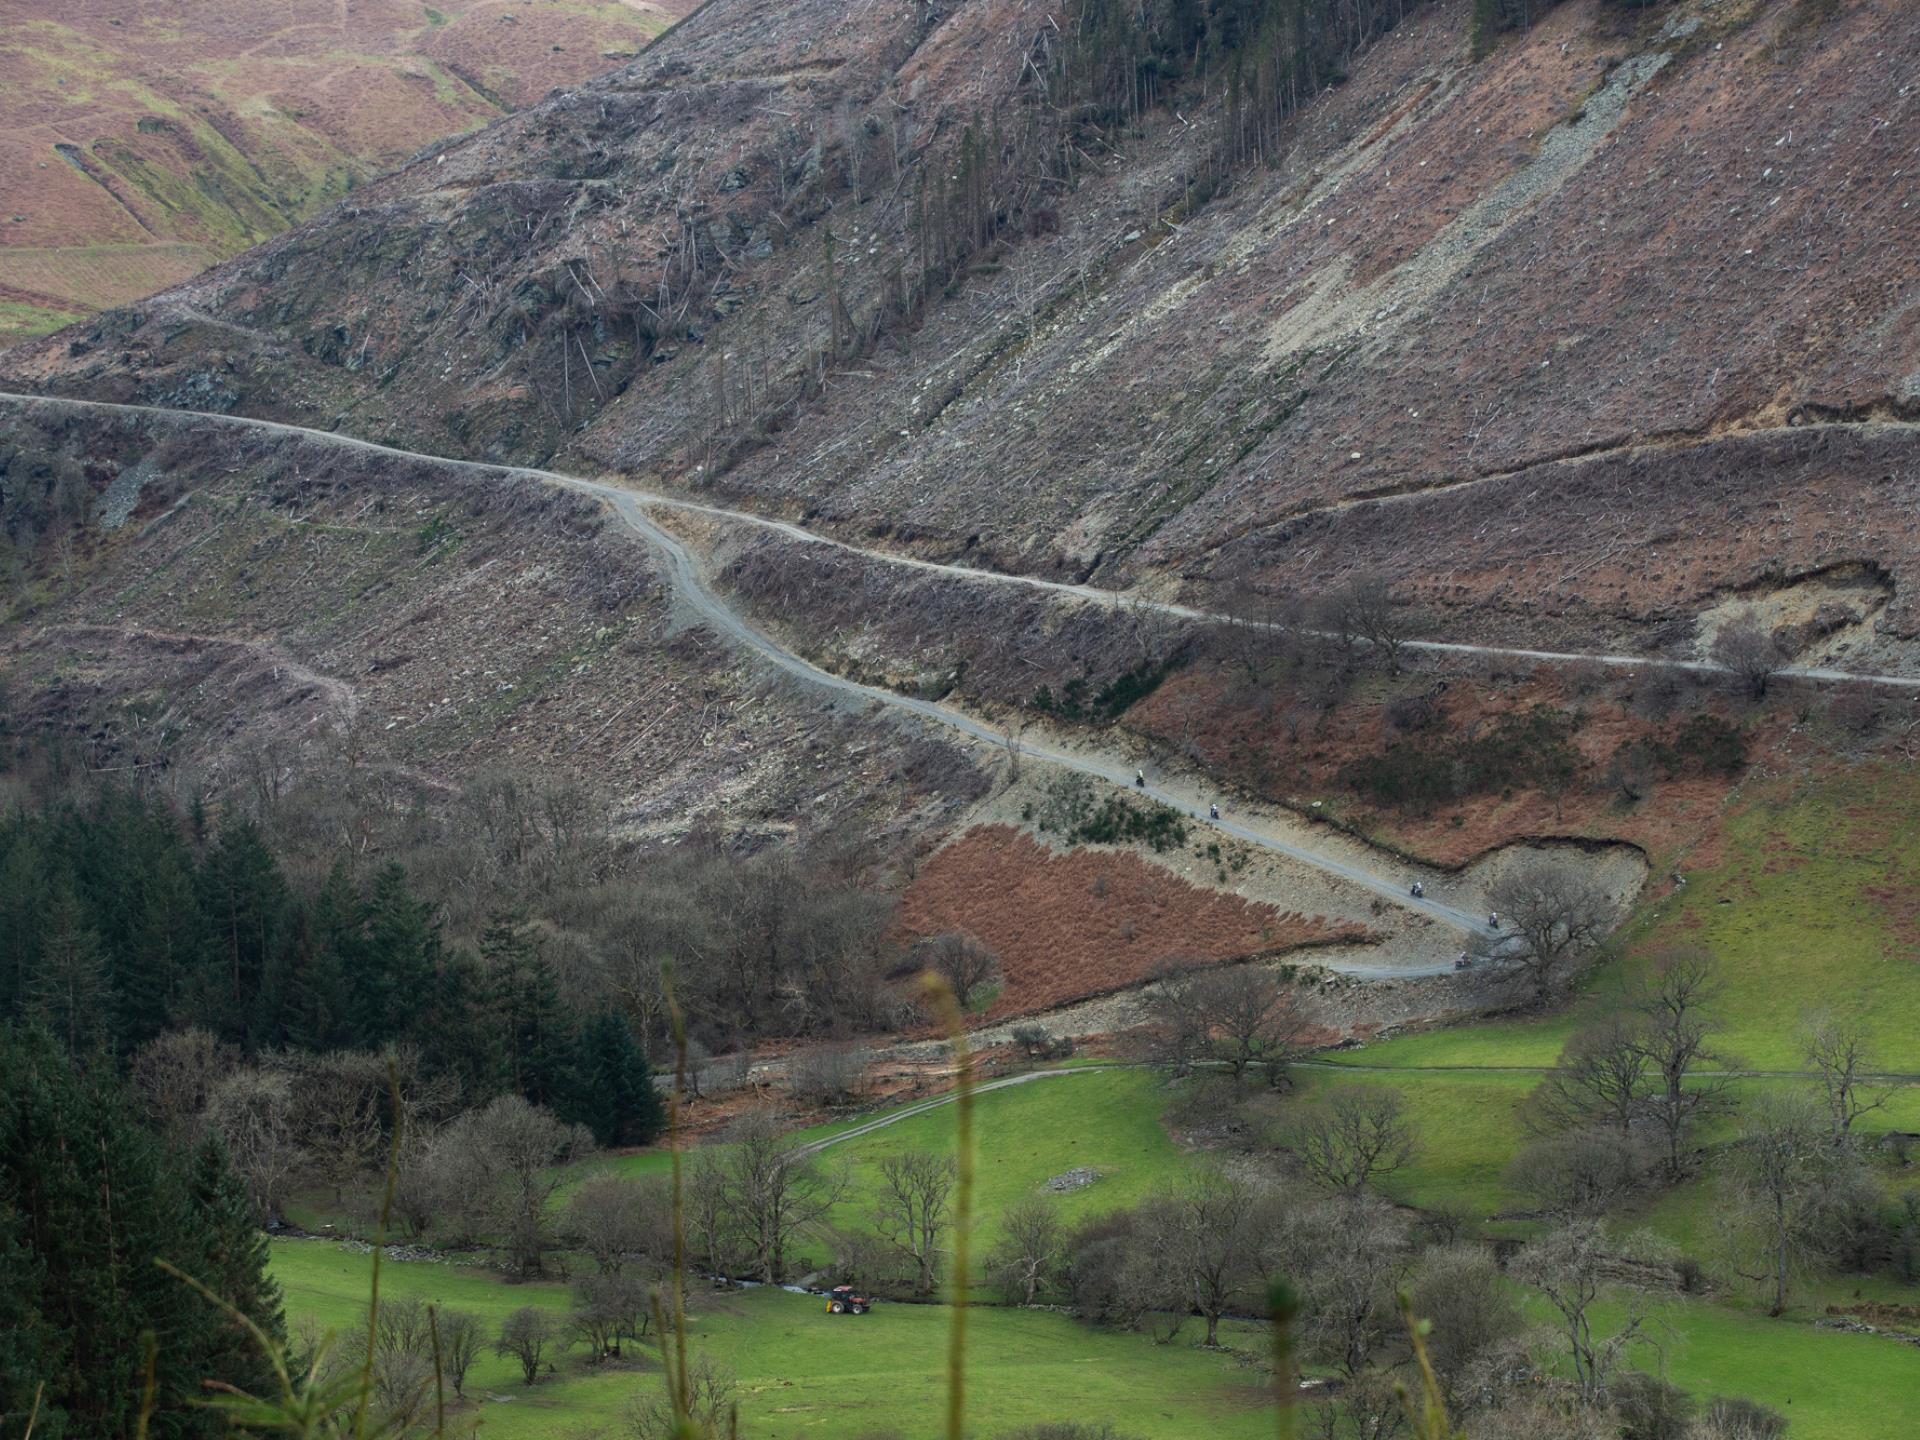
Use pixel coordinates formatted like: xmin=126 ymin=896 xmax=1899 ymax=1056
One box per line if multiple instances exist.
xmin=360 ymin=864 xmax=443 ymax=1047
xmin=0 ymin=826 xmax=48 ymax=1018
xmin=27 ymin=886 xmax=111 ymax=1060
xmin=287 ymin=859 xmax=363 ymax=1051
xmin=0 ymin=1025 xmax=282 ymax=1439
xmin=191 ymin=822 xmax=292 ymax=1049
xmin=183 ymin=1132 xmax=284 ymax=1394
xmin=116 ymin=844 xmax=206 ymax=1052
xmin=482 ymin=911 xmax=571 ymax=1107
xmin=565 ymin=1008 xmax=664 ymax=1147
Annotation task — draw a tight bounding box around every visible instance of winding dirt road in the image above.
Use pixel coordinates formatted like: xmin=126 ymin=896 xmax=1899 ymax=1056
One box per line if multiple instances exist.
xmin=8 ymin=389 xmax=1908 ymax=958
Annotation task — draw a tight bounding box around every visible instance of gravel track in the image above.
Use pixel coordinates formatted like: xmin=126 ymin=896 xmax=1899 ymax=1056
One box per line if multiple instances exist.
xmin=9 ymin=390 xmax=1908 ymax=966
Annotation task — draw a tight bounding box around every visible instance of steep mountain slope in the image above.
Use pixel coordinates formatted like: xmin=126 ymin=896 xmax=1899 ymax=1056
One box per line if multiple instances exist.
xmin=6 ymin=0 xmax=1916 ymax=668
xmin=0 ymin=0 xmax=695 ymax=345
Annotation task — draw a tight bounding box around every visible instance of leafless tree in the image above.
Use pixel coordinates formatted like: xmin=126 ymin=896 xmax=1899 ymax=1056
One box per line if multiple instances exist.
xmin=1292 ymin=1195 xmax=1411 ymax=1375
xmin=1711 ymin=612 xmax=1789 ymax=700
xmin=1628 ymin=950 xmax=1732 ymax=1179
xmin=874 ymin=1149 xmax=956 ymax=1297
xmin=1697 ymin=1397 xmax=1789 ymax=1440
xmin=1146 ymin=962 xmax=1306 ymax=1088
xmin=436 ymin=1308 xmax=483 ymax=1398
xmin=624 ymin=1354 xmax=738 ymax=1440
xmin=1405 ymin=1244 xmax=1525 ymax=1404
xmin=788 ymin=1043 xmax=869 ymax=1107
xmin=565 ymin=1174 xmax=671 ymax=1275
xmin=495 ymin=1306 xmax=559 ymax=1387
xmin=1527 ymin=1014 xmax=1650 ymax=1137
xmin=1148 ymin=1170 xmax=1267 ymax=1347
xmin=336 ymin=1296 xmax=437 ymax=1427
xmin=1720 ymin=1091 xmax=1875 ymax=1316
xmin=1282 ymin=1086 xmax=1417 ymax=1195
xmin=204 ymin=1068 xmax=306 ymax=1225
xmin=1800 ymin=1010 xmax=1888 ymax=1140
xmin=1305 ymin=1371 xmax=1409 ymax=1440
xmin=1510 ymin=1219 xmax=1649 ymax=1404
xmin=450 ymin=1095 xmax=595 ymax=1276
xmin=570 ymin=1271 xmax=654 ymax=1361
xmin=1606 ymin=741 xmax=1657 ymax=803
xmin=1486 ymin=859 xmax=1616 ymax=1004
xmin=129 ymin=1027 xmax=235 ymax=1149
xmin=722 ymin=1106 xmax=846 ymax=1283
xmin=683 ymin=1148 xmax=735 ymax=1276
xmin=915 ymin=931 xmax=1000 ymax=1011
xmin=1506 ymin=1128 xmax=1650 ymax=1221
xmin=987 ymin=1195 xmax=1064 ymax=1306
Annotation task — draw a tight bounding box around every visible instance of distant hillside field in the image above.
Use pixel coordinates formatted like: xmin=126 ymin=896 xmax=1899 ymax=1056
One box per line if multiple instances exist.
xmin=0 ymin=0 xmax=694 ymax=344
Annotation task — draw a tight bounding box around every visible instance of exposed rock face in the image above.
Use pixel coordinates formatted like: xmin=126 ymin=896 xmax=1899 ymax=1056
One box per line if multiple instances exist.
xmin=5 ymin=0 xmax=1920 ymax=656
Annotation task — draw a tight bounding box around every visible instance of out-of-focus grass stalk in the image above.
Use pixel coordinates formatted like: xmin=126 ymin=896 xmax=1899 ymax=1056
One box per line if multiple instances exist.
xmin=662 ymin=962 xmax=695 ymax=1438
xmin=1268 ymin=1281 xmax=1298 ymax=1440
xmin=351 ymin=1057 xmax=405 ymax=1440
xmin=1394 ymin=1292 xmax=1463 ymax=1440
xmin=920 ymin=974 xmax=975 ymax=1440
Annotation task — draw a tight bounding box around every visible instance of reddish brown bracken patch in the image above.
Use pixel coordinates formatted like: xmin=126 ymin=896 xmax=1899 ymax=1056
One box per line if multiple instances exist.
xmin=1127 ymin=664 xmax=1777 ymax=872
xmin=895 ymin=825 xmax=1356 ymax=1017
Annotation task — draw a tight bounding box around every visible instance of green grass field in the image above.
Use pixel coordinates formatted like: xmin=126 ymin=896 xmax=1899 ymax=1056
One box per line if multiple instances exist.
xmin=275 ymin=768 xmax=1920 ymax=1438
xmin=271 ymin=1242 xmax=1277 ymax=1440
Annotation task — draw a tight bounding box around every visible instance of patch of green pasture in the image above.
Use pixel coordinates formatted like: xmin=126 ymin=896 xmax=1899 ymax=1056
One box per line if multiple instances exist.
xmin=0 ymin=301 xmax=86 ymax=345
xmin=1601 ymin=1294 xmax=1920 ymax=1440
xmin=827 ymin=1068 xmax=1189 ymax=1253
xmin=270 ymin=1242 xmax=1278 ymax=1440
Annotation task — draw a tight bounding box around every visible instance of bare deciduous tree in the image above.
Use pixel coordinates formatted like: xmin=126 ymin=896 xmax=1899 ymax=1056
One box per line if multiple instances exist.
xmin=1628 ymin=949 xmax=1731 ymax=1180
xmin=874 ymin=1149 xmax=956 ymax=1297
xmin=1506 ymin=1127 xmax=1650 ymax=1221
xmin=449 ymin=1095 xmax=595 ymax=1276
xmin=987 ymin=1195 xmax=1064 ymax=1307
xmin=1282 ymin=1086 xmax=1417 ymax=1195
xmin=788 ymin=1043 xmax=869 ymax=1107
xmin=1710 ymin=612 xmax=1788 ymax=700
xmin=565 ymin=1174 xmax=671 ymax=1275
xmin=436 ymin=1308 xmax=483 ymax=1398
xmin=915 ymin=932 xmax=1000 ymax=1011
xmin=723 ymin=1106 xmax=846 ymax=1283
xmin=570 ymin=1271 xmax=654 ymax=1361
xmin=1528 ymin=1014 xmax=1650 ymax=1137
xmin=129 ymin=1027 xmax=234 ymax=1149
xmin=495 ymin=1306 xmax=559 ymax=1387
xmin=1487 ymin=860 xmax=1615 ymax=1003
xmin=1148 ymin=1170 xmax=1267 ymax=1347
xmin=1292 ymin=1195 xmax=1411 ymax=1375
xmin=624 ymin=1354 xmax=737 ymax=1440
xmin=1147 ymin=961 xmax=1306 ymax=1089
xmin=1405 ymin=1244 xmax=1525 ymax=1404
xmin=1720 ymin=1092 xmax=1875 ymax=1316
xmin=1510 ymin=1219 xmax=1648 ymax=1404
xmin=1800 ymin=1010 xmax=1888 ymax=1140
xmin=204 ymin=1068 xmax=305 ymax=1225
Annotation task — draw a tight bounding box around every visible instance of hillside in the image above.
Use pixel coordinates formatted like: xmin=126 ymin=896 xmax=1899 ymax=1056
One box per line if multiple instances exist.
xmin=0 ymin=0 xmax=696 ymax=346
xmin=5 ymin=0 xmax=1917 ymax=669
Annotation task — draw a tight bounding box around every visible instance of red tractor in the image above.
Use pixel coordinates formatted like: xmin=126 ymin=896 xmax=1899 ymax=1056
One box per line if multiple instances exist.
xmin=824 ymin=1285 xmax=873 ymax=1315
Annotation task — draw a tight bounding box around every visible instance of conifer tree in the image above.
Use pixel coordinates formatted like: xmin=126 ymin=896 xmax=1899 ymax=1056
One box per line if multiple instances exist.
xmin=192 ymin=822 xmax=292 ymax=1049
xmin=27 ymin=886 xmax=111 ymax=1060
xmin=566 ymin=1008 xmax=664 ymax=1147
xmin=0 ymin=1025 xmax=282 ymax=1439
xmin=483 ymin=911 xmax=571 ymax=1108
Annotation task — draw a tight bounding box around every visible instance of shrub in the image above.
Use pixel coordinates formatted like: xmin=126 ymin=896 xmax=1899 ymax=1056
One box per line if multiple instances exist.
xmin=1612 ymin=1370 xmax=1694 ymax=1440
xmin=1699 ymin=1396 xmax=1787 ymax=1440
xmin=1339 ymin=705 xmax=1580 ymax=813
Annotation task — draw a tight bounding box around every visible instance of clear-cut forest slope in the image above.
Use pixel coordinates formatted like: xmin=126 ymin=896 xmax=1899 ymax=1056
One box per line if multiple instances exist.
xmin=5 ymin=0 xmax=1916 ymax=667
xmin=0 ymin=0 xmax=695 ymax=345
